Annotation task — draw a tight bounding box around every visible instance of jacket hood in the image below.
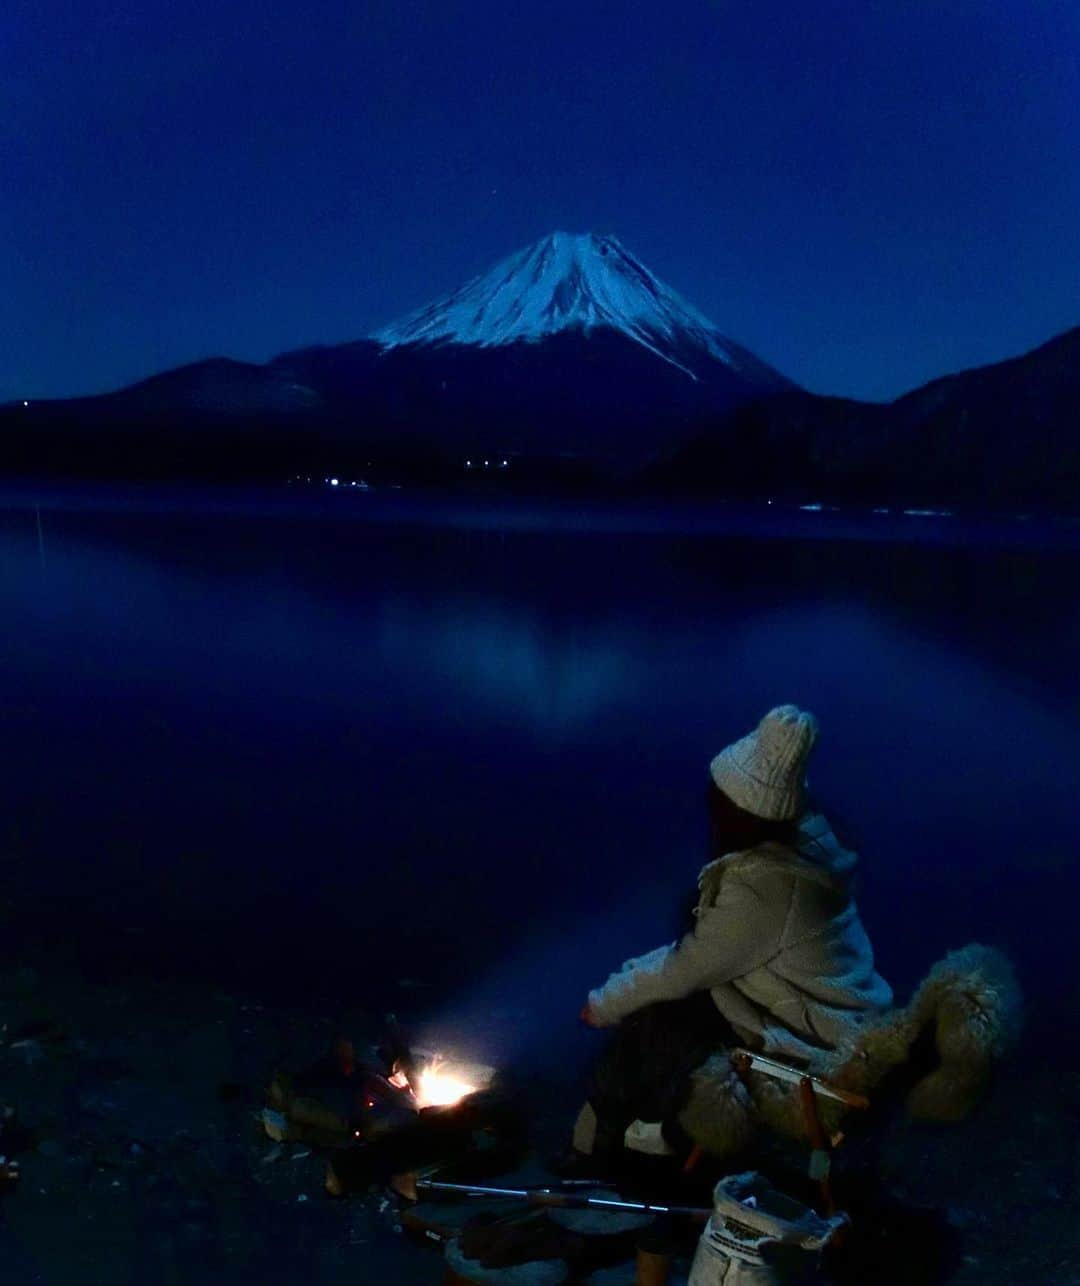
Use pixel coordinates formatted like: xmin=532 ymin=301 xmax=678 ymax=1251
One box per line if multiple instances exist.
xmin=698 ymin=811 xmax=857 ymax=900
xmin=797 ymin=811 xmax=858 ymax=881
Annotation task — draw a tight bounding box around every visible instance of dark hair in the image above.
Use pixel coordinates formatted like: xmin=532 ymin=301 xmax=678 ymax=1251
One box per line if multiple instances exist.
xmin=707 ymin=778 xmax=799 ymax=859
xmin=667 ymin=781 xmax=801 ymax=939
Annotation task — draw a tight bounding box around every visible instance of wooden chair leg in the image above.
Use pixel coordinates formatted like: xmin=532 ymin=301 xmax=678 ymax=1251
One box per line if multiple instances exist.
xmin=799 ymin=1076 xmax=835 ymax=1216
xmin=682 ymin=1144 xmax=704 ymax=1175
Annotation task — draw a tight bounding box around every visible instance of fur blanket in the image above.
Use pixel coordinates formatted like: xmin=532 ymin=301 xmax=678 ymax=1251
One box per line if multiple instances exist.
xmin=678 ymin=943 xmax=1023 ymax=1158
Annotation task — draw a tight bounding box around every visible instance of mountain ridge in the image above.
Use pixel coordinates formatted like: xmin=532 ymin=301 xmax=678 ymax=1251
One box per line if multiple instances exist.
xmin=1 ymin=232 xmax=1077 ymax=510
xmin=650 ymin=324 xmax=1080 ymax=509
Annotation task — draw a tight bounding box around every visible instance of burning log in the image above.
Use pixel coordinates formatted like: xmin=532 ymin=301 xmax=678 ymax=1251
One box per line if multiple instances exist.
xmin=265 ymin=1015 xmax=523 ymax=1196
xmin=265 ymin=1015 xmax=501 ymax=1146
xmin=327 ymin=1086 xmax=526 ymax=1196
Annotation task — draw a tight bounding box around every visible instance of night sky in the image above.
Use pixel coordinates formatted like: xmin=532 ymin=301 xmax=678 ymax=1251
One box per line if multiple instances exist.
xmin=5 ymin=0 xmax=1079 ymax=404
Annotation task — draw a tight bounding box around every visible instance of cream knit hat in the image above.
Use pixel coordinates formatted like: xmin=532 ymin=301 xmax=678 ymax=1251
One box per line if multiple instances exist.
xmin=709 ymin=705 xmax=819 ymax=821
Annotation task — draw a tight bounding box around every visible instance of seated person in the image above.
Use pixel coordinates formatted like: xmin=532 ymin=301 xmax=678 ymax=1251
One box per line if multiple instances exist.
xmin=572 ymin=704 xmax=893 ymax=1164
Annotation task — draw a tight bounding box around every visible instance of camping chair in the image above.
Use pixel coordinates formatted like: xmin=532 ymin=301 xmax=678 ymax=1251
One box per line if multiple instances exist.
xmin=681 ymin=1049 xmax=869 ymax=1217
xmin=677 ymin=944 xmax=1023 ymax=1214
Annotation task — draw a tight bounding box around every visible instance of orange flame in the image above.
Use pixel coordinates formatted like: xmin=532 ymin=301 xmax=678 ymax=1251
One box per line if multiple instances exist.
xmin=414 ymin=1059 xmax=478 ymax=1108
xmin=389 ymin=1058 xmax=478 ymax=1108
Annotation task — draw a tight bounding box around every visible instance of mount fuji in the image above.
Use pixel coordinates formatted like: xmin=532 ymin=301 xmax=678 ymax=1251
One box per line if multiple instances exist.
xmin=5 ymin=230 xmax=799 ymax=482
xmin=371 ymin=231 xmax=789 ymax=387
xmin=262 ymin=230 xmax=795 ymax=468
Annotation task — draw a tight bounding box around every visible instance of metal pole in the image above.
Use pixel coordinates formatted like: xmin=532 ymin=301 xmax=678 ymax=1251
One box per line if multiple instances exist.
xmin=414 ymin=1179 xmax=711 ymax=1223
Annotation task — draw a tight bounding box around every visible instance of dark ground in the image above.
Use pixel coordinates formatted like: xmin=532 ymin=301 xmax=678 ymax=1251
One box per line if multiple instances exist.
xmin=1 ymin=962 xmax=1078 ymax=1285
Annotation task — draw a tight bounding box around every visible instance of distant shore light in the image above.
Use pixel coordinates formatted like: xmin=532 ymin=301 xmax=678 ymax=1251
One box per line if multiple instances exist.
xmin=23 ymin=400 xmax=29 ymax=407
xmin=330 ymin=477 xmax=339 ymax=486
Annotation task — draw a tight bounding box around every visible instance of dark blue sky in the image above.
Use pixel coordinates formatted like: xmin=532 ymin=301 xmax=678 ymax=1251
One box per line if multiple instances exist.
xmin=5 ymin=0 xmax=1079 ymax=403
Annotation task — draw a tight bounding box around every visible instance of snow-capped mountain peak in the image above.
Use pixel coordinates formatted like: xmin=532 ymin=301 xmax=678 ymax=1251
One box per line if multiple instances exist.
xmin=372 ymin=231 xmax=753 ymax=379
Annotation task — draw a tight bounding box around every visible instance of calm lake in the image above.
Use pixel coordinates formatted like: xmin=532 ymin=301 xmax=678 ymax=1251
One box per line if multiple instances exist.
xmin=1 ymin=485 xmax=1077 ymax=1066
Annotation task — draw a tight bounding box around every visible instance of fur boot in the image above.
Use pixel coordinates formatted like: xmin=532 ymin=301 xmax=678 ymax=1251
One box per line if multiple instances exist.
xmin=676 ymin=1053 xmax=757 ymax=1159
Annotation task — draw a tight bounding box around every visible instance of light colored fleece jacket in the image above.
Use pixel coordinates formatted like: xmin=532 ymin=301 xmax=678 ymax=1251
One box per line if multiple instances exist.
xmin=588 ymin=812 xmax=893 ymax=1062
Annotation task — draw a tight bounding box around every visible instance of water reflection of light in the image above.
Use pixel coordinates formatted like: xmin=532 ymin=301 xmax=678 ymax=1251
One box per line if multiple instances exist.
xmin=378 ymin=599 xmax=639 ymax=733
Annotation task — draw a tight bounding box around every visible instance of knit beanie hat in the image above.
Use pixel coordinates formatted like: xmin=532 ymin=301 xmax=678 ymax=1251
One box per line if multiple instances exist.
xmin=709 ymin=705 xmax=819 ymax=821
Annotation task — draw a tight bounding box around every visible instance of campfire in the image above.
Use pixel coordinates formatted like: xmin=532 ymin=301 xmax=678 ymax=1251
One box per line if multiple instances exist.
xmin=266 ymin=1022 xmax=522 ymax=1199
xmin=265 ymin=1016 xmax=521 ymax=1200
xmin=389 ymin=1055 xmax=492 ymax=1110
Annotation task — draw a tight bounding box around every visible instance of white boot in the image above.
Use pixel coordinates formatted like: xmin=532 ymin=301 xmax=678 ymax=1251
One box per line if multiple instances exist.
xmin=623 ymin=1118 xmax=676 ymax=1157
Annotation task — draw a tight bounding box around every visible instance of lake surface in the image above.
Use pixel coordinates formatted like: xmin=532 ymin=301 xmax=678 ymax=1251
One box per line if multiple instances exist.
xmin=1 ymin=485 xmax=1077 ymax=1067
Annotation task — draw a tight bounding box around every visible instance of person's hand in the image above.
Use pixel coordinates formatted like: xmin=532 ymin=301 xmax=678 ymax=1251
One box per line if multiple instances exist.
xmin=580 ymin=1003 xmax=604 ymax=1028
